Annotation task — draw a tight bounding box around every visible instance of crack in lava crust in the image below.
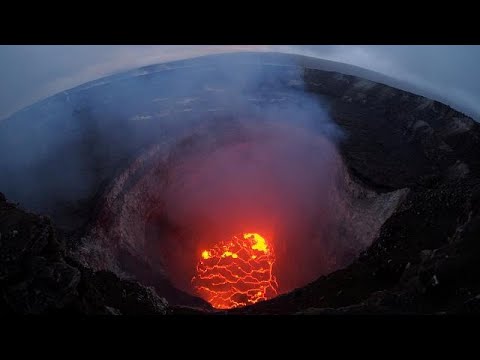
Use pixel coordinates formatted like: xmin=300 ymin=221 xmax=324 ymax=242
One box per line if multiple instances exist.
xmin=192 ymin=233 xmax=278 ymax=309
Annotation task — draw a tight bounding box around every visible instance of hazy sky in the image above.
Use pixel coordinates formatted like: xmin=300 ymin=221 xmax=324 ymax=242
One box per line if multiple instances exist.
xmin=0 ymin=45 xmax=479 ymax=120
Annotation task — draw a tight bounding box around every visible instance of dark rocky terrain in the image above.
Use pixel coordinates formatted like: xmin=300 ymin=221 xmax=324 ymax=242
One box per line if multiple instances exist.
xmin=234 ymin=67 xmax=480 ymax=314
xmin=1 ymin=52 xmax=480 ymax=314
xmin=0 ymin=192 xmax=168 ymax=314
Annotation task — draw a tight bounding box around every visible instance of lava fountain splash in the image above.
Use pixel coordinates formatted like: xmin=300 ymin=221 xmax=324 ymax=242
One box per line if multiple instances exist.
xmin=192 ymin=232 xmax=278 ymax=309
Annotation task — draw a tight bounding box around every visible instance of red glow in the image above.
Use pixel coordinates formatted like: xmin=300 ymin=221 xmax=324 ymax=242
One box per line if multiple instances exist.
xmin=192 ymin=232 xmax=278 ymax=309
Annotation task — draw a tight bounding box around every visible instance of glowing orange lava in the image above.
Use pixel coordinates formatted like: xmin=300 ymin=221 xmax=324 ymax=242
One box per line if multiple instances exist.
xmin=192 ymin=232 xmax=278 ymax=309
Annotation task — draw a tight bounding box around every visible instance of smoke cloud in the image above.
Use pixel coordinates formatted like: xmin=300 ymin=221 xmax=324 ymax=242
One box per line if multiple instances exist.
xmin=1 ymin=52 xmax=397 ymax=299
xmin=161 ymin=119 xmax=342 ymax=293
xmin=123 ymin=56 xmax=346 ymax=294
xmin=2 ymin=45 xmax=479 ymax=122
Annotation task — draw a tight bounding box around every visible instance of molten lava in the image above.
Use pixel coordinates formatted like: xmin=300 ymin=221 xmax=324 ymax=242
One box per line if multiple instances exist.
xmin=192 ymin=233 xmax=278 ymax=309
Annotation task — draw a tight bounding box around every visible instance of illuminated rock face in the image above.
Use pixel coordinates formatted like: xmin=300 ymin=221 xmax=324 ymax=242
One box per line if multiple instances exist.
xmin=192 ymin=233 xmax=278 ymax=309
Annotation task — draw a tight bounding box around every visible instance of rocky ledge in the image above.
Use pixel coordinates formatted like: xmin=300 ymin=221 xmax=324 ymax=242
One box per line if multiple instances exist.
xmin=0 ymin=192 xmax=168 ymax=315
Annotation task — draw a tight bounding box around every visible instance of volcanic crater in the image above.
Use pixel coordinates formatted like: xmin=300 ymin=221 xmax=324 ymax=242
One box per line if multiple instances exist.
xmin=1 ymin=52 xmax=480 ymax=314
xmin=77 ymin=114 xmax=407 ymax=310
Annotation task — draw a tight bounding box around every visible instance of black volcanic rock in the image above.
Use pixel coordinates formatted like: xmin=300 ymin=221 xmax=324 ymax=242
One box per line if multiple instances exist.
xmin=0 ymin=193 xmax=168 ymax=315
xmin=235 ymin=171 xmax=480 ymax=314
xmin=70 ymin=265 xmax=168 ymax=315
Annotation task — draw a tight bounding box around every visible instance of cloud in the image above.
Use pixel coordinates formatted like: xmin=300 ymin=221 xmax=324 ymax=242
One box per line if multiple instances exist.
xmin=0 ymin=45 xmax=271 ymax=120
xmin=1 ymin=45 xmax=479 ymax=121
xmin=279 ymin=45 xmax=480 ymax=119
